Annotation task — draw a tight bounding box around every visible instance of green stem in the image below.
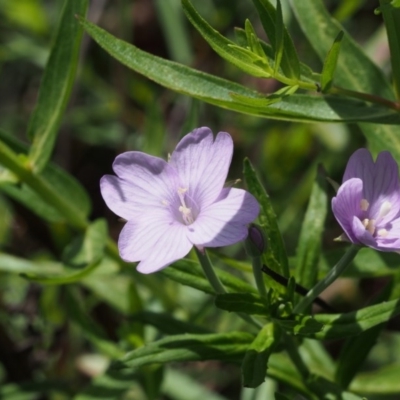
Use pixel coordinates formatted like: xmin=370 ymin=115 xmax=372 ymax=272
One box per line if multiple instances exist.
xmin=252 ymin=256 xmax=268 ymax=298
xmin=329 ymin=86 xmax=400 ymax=111
xmin=194 ymin=248 xmax=263 ymax=330
xmin=194 ymin=248 xmax=225 ymax=294
xmin=0 ymin=140 xmax=88 ymax=230
xmin=294 ymin=245 xmax=360 ymax=314
xmin=284 ymin=333 xmax=310 ymax=380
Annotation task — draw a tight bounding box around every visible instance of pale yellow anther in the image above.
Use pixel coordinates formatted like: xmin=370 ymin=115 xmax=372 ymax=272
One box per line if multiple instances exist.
xmin=362 ymin=218 xmax=369 ymax=228
xmin=366 ymin=219 xmax=376 ymax=235
xmin=178 ymin=187 xmax=188 ymax=194
xmin=161 ymin=200 xmax=169 ymax=206
xmin=360 ymin=199 xmax=370 ymax=212
xmin=378 ymin=201 xmax=392 ymax=219
xmin=377 ymin=229 xmax=388 ymax=237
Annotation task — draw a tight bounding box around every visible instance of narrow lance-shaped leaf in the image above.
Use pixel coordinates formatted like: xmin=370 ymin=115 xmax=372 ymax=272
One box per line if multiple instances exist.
xmin=181 ymin=0 xmax=270 ymax=78
xmin=78 ymin=17 xmax=400 ymax=124
xmin=242 ymin=323 xmax=280 ymax=388
xmin=294 ymin=165 xmax=328 ymax=304
xmin=28 ymin=0 xmax=88 ymax=172
xmin=243 ymin=158 xmax=289 ymax=277
xmin=215 ymin=293 xmax=270 ymax=315
xmin=321 ymin=30 xmax=344 ymax=92
xmin=251 ymin=0 xmax=300 ymax=79
xmin=274 ymin=0 xmax=284 ymax=74
xmin=289 ymin=0 xmax=400 ymax=160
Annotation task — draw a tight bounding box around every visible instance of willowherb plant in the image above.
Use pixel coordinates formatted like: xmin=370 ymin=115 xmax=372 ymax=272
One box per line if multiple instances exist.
xmin=1 ymin=0 xmax=400 ymax=399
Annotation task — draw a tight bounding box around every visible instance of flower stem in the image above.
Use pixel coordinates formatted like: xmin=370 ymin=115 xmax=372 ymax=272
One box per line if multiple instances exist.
xmin=194 ymin=248 xmax=226 ymax=294
xmin=252 ymin=255 xmax=268 ymax=298
xmin=293 ymin=245 xmax=360 ymax=314
xmin=284 ymin=333 xmax=310 ymax=381
xmin=194 ymin=248 xmax=263 ymax=329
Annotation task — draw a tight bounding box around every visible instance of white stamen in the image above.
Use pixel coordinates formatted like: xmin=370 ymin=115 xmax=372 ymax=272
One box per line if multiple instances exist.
xmin=161 ymin=200 xmax=169 ymax=206
xmin=366 ymin=219 xmax=376 ymax=235
xmin=360 ymin=199 xmax=369 ymax=212
xmin=177 ymin=187 xmax=194 ymax=225
xmin=362 ymin=218 xmax=369 ymax=228
xmin=377 ymin=229 xmax=388 ymax=237
xmin=378 ymin=201 xmax=392 ymax=219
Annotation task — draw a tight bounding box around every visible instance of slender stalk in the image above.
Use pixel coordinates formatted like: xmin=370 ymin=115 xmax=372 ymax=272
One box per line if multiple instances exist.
xmin=194 ymin=248 xmax=263 ymax=329
xmin=194 ymin=248 xmax=225 ymax=294
xmin=294 ymin=245 xmax=360 ymax=314
xmin=252 ymin=256 xmax=268 ymax=298
xmin=284 ymin=333 xmax=310 ymax=381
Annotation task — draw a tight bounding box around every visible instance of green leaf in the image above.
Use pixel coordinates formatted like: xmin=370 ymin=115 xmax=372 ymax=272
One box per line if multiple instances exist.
xmin=242 ymin=323 xmax=280 ymax=388
xmin=78 ymin=18 xmax=400 ymax=124
xmin=244 ymin=19 xmax=268 ymax=60
xmin=65 ymin=287 xmax=123 ymax=358
xmin=25 ymin=219 xmax=108 ymax=284
xmin=0 ymin=129 xmax=91 ymax=222
xmin=243 ymin=158 xmax=289 ymax=277
xmin=116 ymin=332 xmax=254 ymax=369
xmin=0 ymin=253 xmax=64 ymax=275
xmin=290 ymin=0 xmax=400 ymax=160
xmin=132 ymin=311 xmax=210 ymax=335
xmin=350 ymin=363 xmax=400 ymax=394
xmin=320 ymin=30 xmax=344 ymax=92
xmin=294 ymin=167 xmax=328 ymax=304
xmin=274 ymin=0 xmax=284 ymax=74
xmin=379 ymin=0 xmax=400 ymax=99
xmin=313 ymin=298 xmax=400 ymax=340
xmin=27 ymin=0 xmax=88 ymax=172
xmin=215 ymin=293 xmax=270 ymax=315
xmin=251 ymin=0 xmax=300 ymax=79
xmin=275 ymin=314 xmax=324 ymax=336
xmin=181 ymin=0 xmax=270 ymax=78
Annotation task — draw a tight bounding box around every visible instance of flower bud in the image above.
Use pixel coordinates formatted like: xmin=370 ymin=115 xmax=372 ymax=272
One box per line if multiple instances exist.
xmin=244 ymin=224 xmax=267 ymax=257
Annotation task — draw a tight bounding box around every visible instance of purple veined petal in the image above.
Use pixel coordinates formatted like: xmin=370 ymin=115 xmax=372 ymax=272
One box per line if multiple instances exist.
xmin=373 ymin=217 xmax=400 ymax=251
xmin=118 ymin=212 xmax=192 ymax=274
xmin=342 ymin=148 xmax=374 ymax=201
xmin=351 ymin=216 xmax=377 ymax=248
xmin=332 ymin=178 xmax=364 ymax=243
xmin=101 ymin=152 xmax=180 ymax=220
xmin=169 ymin=127 xmax=233 ymax=209
xmin=187 ymin=187 xmax=259 ymax=247
xmin=368 ymin=151 xmax=400 ymax=225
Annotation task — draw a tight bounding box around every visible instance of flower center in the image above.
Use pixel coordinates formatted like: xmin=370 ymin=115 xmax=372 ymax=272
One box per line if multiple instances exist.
xmin=360 ymin=198 xmax=392 ymax=237
xmin=177 ymin=187 xmax=195 ymax=225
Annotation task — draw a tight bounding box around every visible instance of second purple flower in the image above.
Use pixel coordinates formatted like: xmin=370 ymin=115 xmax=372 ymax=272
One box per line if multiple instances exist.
xmin=332 ymin=148 xmax=400 ymax=252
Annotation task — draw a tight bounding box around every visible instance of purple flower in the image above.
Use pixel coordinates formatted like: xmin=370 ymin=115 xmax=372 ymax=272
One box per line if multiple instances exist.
xmin=100 ymin=127 xmax=260 ymax=273
xmin=332 ymin=148 xmax=400 ymax=251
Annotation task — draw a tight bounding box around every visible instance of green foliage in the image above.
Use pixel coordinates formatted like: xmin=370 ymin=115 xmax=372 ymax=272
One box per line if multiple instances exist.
xmin=1 ymin=0 xmax=400 ymax=398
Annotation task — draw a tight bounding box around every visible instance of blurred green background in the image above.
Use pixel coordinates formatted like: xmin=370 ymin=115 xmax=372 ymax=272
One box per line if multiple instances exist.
xmin=0 ymin=0 xmax=398 ymax=399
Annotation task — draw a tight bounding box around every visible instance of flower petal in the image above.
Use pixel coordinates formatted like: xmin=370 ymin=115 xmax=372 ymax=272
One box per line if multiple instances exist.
xmin=118 ymin=212 xmax=192 ymax=274
xmin=169 ymin=127 xmax=233 ymax=208
xmin=368 ymin=151 xmax=400 ymax=224
xmin=187 ymin=188 xmax=259 ymax=247
xmin=374 ymin=218 xmax=400 ymax=251
xmin=101 ymin=152 xmax=179 ymax=220
xmin=351 ymin=216 xmax=376 ymax=248
xmin=332 ymin=178 xmax=364 ymax=243
xmin=343 ymin=148 xmax=374 ymax=184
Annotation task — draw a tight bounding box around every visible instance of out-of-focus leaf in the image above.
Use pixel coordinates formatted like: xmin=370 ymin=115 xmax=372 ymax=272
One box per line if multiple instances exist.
xmin=78 ymin=18 xmax=400 ymax=124
xmin=0 ymin=129 xmax=91 ymax=222
xmin=251 ymin=0 xmax=300 ymax=79
xmin=243 ymin=158 xmax=289 ymax=277
xmin=350 ymin=363 xmax=400 ymax=394
xmin=132 ymin=311 xmax=210 ymax=335
xmin=215 ymin=293 xmax=269 ymax=316
xmin=321 ymin=31 xmax=344 ymax=92
xmin=274 ymin=0 xmax=284 ymax=74
xmin=242 ymin=323 xmax=279 ymax=388
xmin=65 ymin=287 xmax=123 ymax=358
xmin=294 ymin=167 xmax=327 ymax=304
xmin=25 ymin=219 xmax=107 ymax=284
xmin=313 ymin=298 xmax=400 ymax=339
xmin=379 ymin=0 xmax=400 ymax=98
xmin=116 ymin=332 xmax=254 ymax=369
xmin=290 ymin=0 xmax=400 ymax=160
xmin=27 ymin=0 xmax=88 ymax=172
xmin=0 ymin=253 xmax=64 ymax=275
xmin=0 ymin=381 xmax=70 ymax=400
